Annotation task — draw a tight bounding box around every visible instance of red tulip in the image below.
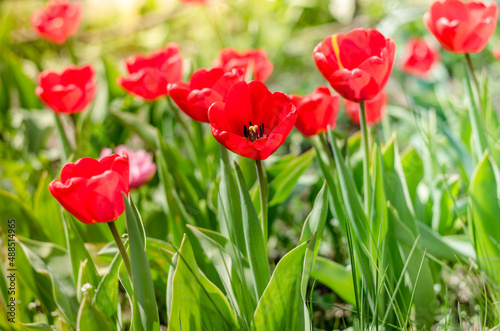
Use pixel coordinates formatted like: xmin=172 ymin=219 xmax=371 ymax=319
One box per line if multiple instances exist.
xmin=169 ymin=68 xmax=243 ymax=123
xmin=117 ymin=43 xmax=183 ymax=100
xmin=400 ymin=38 xmax=439 ymax=78
xmin=49 ymin=154 xmax=130 ymax=224
xmin=36 ymin=64 xmax=97 ymax=114
xmin=31 ymin=0 xmax=83 ymax=44
xmin=313 ymin=28 xmax=395 ymax=103
xmin=291 ymin=86 xmax=340 ymax=137
xmin=424 ymin=0 xmax=498 ymax=54
xmin=344 ymin=91 xmax=387 ymax=126
xmin=213 ymin=48 xmax=273 ymax=82
xmin=208 ymin=81 xmax=297 ymax=160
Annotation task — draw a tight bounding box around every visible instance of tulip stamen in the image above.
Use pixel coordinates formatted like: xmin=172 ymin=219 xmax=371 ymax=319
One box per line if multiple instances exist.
xmin=243 ymin=122 xmax=265 ymax=142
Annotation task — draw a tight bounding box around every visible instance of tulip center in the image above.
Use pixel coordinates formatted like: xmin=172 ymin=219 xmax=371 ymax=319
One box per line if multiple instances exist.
xmin=243 ymin=122 xmax=265 ymax=142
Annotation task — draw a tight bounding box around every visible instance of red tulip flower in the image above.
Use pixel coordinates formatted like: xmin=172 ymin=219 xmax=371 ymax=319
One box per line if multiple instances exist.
xmin=424 ymin=0 xmax=498 ymax=54
xmin=31 ymin=0 xmax=83 ymax=44
xmin=213 ymin=48 xmax=273 ymax=82
xmin=36 ymin=64 xmax=97 ymax=114
xmin=169 ymin=68 xmax=243 ymax=123
xmin=291 ymin=86 xmax=340 ymax=137
xmin=313 ymin=28 xmax=395 ymax=103
xmin=208 ymin=81 xmax=297 ymax=160
xmin=345 ymin=91 xmax=387 ymax=126
xmin=49 ymin=154 xmax=130 ymax=224
xmin=117 ymin=43 xmax=183 ymax=100
xmin=400 ymin=38 xmax=439 ymax=78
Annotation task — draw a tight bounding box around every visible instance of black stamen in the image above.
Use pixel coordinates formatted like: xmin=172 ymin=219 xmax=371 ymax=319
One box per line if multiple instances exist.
xmin=244 ymin=125 xmax=248 ymax=138
xmin=249 ymin=121 xmax=253 ymax=126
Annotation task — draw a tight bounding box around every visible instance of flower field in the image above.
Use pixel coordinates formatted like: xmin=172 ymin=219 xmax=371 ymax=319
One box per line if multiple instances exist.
xmin=1 ymin=0 xmax=500 ymax=329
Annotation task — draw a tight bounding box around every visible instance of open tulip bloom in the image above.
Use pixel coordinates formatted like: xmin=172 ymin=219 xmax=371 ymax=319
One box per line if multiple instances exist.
xmin=208 ymin=80 xmax=297 ymax=161
xmin=169 ymin=68 xmax=244 ymax=123
xmin=313 ymin=28 xmax=395 ymax=103
xmin=36 ymin=64 xmax=97 ymax=114
xmin=31 ymin=0 xmax=83 ymax=44
xmin=118 ymin=43 xmax=183 ymax=100
xmin=424 ymin=0 xmax=498 ymax=54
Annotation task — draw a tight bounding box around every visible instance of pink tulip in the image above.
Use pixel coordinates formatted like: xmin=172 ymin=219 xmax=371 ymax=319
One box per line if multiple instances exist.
xmin=100 ymin=145 xmax=156 ymax=189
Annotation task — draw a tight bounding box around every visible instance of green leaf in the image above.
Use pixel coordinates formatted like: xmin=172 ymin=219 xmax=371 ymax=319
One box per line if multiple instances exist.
xmin=219 ymin=147 xmax=246 ymax=257
xmin=268 ymin=149 xmax=314 ymax=206
xmin=17 ymin=238 xmax=79 ymax=328
xmin=234 ymin=162 xmax=270 ymax=299
xmin=299 ymin=182 xmax=328 ymax=261
xmin=8 ymin=53 xmax=40 ymax=109
xmin=33 ymin=172 xmax=66 ymax=247
xmin=431 ymin=175 xmax=460 ymax=235
xmin=465 ymin=64 xmax=488 ymax=159
xmin=469 ymin=150 xmax=500 ymax=283
xmin=94 ymin=251 xmax=122 ymax=323
xmin=187 ymin=225 xmax=255 ymax=325
xmin=371 ymin=144 xmax=388 ymax=255
xmin=167 ymin=235 xmax=239 ymax=330
xmin=62 ymin=213 xmax=100 ymax=294
xmin=251 ymin=240 xmax=313 ymax=331
xmin=18 ymin=322 xmax=52 ymax=330
xmin=310 ymin=256 xmax=355 ymax=305
xmin=123 ymin=194 xmax=160 ymax=331
xmin=0 ymin=190 xmax=46 ymax=240
xmin=76 ymin=294 xmax=114 ymax=331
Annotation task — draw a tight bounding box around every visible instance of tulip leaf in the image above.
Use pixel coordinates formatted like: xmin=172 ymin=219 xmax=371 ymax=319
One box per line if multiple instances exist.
xmin=33 ymin=172 xmax=66 ymax=247
xmin=18 ymin=323 xmax=53 ymax=331
xmin=187 ymin=225 xmax=255 ymax=325
xmin=310 ymin=256 xmax=356 ymax=305
xmin=62 ymin=212 xmax=100 ymax=293
xmin=251 ymin=239 xmax=314 ymax=331
xmin=167 ymin=235 xmax=239 ymax=331
xmin=268 ymin=149 xmax=314 ymax=206
xmin=469 ymin=150 xmax=500 ymax=284
xmin=122 ymin=194 xmax=160 ymax=331
xmin=299 ymin=181 xmax=328 ymax=261
xmin=234 ymin=161 xmax=270 ymax=300
xmin=76 ymin=294 xmax=114 ymax=331
xmin=93 ymin=251 xmax=122 ymax=323
xmin=218 ymin=147 xmax=247 ymax=257
xmin=8 ymin=53 xmax=41 ymax=110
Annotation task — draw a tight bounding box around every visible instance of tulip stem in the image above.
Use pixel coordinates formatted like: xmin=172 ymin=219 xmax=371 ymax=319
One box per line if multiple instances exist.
xmin=465 ymin=53 xmax=480 ymax=98
xmin=359 ymin=101 xmax=372 ymax=216
xmin=108 ymin=221 xmax=132 ymax=279
xmin=255 ymin=159 xmax=268 ymax=241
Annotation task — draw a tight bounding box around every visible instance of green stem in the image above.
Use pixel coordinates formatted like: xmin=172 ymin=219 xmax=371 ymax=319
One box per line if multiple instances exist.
xmin=359 ymin=101 xmax=372 ymax=216
xmin=465 ymin=53 xmax=480 ymax=99
xmin=108 ymin=221 xmax=132 ymax=279
xmin=255 ymin=159 xmax=268 ymax=241
xmin=53 ymin=113 xmax=72 ymax=162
